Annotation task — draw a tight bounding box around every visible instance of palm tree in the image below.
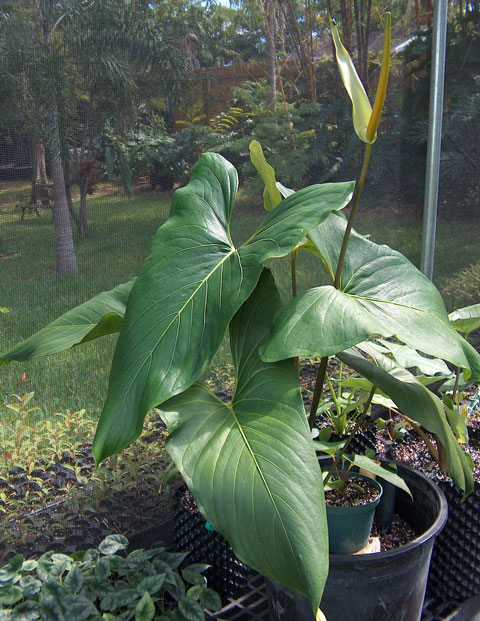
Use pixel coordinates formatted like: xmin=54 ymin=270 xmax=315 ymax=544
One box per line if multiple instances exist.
xmin=1 ymin=0 xmax=78 ymax=276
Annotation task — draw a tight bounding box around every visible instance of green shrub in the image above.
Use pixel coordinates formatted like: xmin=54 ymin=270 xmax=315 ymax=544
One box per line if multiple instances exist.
xmin=103 ymin=109 xmax=221 ymax=193
xmin=215 ymin=80 xmax=320 ymax=190
xmin=441 ymin=260 xmax=480 ymax=311
xmin=0 ymin=534 xmax=221 ymax=620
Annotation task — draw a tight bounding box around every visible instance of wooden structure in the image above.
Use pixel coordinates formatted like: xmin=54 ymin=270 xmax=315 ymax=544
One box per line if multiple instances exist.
xmin=18 ymin=182 xmax=54 ymax=220
xmin=175 ymin=60 xmax=304 ymax=125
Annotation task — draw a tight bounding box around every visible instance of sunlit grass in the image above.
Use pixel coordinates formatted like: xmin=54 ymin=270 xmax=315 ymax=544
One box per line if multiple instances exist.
xmin=1 ymin=184 xmax=169 ymax=417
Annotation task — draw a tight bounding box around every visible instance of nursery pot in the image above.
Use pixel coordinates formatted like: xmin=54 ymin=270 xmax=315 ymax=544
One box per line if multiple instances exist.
xmin=325 ymin=471 xmax=382 ymax=554
xmin=267 ymin=461 xmax=448 ymax=621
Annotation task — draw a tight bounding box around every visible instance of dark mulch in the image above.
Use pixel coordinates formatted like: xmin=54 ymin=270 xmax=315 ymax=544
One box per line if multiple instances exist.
xmin=371 ymin=514 xmax=418 ymax=552
xmin=387 ymin=431 xmax=480 ymax=481
xmin=325 ymin=477 xmax=380 ymax=507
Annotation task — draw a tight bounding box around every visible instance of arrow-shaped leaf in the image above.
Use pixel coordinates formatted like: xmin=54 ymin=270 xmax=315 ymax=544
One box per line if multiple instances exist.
xmin=160 ymin=269 xmax=328 ymax=612
xmin=93 ymin=153 xmax=354 ymax=462
xmin=261 ymin=213 xmax=480 ymax=380
xmin=0 ymin=280 xmax=134 ymax=368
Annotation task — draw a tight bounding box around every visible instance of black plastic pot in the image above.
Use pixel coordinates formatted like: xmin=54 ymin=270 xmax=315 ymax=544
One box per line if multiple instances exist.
xmin=267 ymin=462 xmax=448 ymax=621
xmin=426 ymin=479 xmax=480 ymax=602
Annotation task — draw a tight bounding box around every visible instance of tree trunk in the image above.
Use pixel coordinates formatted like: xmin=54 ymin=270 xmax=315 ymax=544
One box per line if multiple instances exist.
xmin=65 ymin=174 xmax=82 ymax=233
xmin=30 ymin=135 xmax=47 ymax=203
xmin=283 ymin=0 xmax=316 ymax=103
xmin=79 ymin=180 xmax=88 ymax=238
xmin=340 ymin=0 xmax=353 ymax=52
xmin=35 ymin=0 xmax=77 ymax=276
xmin=51 ymin=156 xmax=78 ymax=277
xmin=261 ymin=0 xmax=277 ymax=104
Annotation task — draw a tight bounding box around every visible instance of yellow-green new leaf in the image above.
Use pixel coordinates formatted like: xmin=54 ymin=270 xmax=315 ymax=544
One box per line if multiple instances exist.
xmin=330 ymin=19 xmax=372 ymax=143
xmin=331 ymin=13 xmax=391 ymax=144
xmin=249 ymin=140 xmax=282 ymax=211
xmin=366 ymin=13 xmax=391 ymax=143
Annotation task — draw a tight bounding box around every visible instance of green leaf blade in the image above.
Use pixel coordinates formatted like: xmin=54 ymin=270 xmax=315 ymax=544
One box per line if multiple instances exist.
xmin=262 ymin=214 xmax=480 ymax=380
xmin=449 ymin=303 xmax=480 ymax=335
xmin=135 ymin=591 xmax=155 ymax=621
xmin=160 ymin=270 xmax=328 ymax=612
xmin=352 ymin=454 xmax=412 ymax=498
xmin=93 ymin=154 xmax=354 ymax=463
xmin=0 ymin=280 xmax=133 ymax=367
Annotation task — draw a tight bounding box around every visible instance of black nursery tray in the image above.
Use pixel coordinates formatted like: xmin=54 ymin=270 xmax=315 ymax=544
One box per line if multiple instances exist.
xmin=203 ymin=573 xmax=466 ymax=621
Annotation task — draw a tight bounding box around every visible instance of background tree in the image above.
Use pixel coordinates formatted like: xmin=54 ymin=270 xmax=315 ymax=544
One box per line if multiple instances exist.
xmin=0 ymin=0 xmax=78 ymax=276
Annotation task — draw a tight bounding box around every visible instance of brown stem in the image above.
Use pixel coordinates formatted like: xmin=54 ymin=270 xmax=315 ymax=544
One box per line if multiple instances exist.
xmin=309 ymin=357 xmax=329 ymax=429
xmin=334 ymin=142 xmax=372 ymax=289
xmin=436 ymin=440 xmax=448 ymax=473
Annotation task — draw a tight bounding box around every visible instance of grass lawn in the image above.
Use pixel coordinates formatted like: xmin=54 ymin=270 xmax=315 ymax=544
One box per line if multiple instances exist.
xmin=1 ymin=178 xmax=479 ymax=424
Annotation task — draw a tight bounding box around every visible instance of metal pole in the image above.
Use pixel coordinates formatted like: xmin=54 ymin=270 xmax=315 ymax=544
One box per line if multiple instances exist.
xmin=420 ymin=0 xmax=448 ymax=280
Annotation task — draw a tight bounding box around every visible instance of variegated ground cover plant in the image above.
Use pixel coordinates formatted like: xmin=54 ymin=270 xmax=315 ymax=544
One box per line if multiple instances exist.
xmin=0 ymin=534 xmax=221 ymax=620
xmin=2 ymin=14 xmax=480 ymax=619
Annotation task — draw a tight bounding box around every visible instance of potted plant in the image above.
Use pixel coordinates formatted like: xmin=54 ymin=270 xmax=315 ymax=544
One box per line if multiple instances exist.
xmin=322 ymin=466 xmax=383 ymax=555
xmin=2 ymin=14 xmax=480 ymax=621
xmin=376 ymin=304 xmax=480 ymax=603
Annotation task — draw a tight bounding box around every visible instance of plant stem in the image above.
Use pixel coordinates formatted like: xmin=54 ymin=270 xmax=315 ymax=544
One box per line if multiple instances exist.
xmin=401 ymin=415 xmax=440 ymax=465
xmin=452 ymin=366 xmax=461 ymax=406
xmin=334 ymin=142 xmax=372 ymax=289
xmin=323 ymin=385 xmax=376 ymax=486
xmin=437 ymin=440 xmax=448 ymax=473
xmin=309 ymin=142 xmax=373 ymax=426
xmin=309 ymin=356 xmax=329 ymax=429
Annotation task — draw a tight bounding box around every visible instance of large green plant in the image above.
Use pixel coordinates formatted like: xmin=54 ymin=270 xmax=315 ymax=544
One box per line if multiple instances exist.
xmin=1 ymin=154 xmax=354 ymax=616
xmin=2 ymin=14 xmax=480 ymax=620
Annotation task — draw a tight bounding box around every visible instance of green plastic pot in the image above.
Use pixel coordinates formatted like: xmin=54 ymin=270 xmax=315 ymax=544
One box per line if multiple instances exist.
xmin=325 ymin=471 xmax=383 ymax=554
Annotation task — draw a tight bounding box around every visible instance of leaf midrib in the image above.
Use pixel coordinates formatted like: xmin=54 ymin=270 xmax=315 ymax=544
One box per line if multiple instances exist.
xmin=105 ymin=248 xmax=239 ymax=441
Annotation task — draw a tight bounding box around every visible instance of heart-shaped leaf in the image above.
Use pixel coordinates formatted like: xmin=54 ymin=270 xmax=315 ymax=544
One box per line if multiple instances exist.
xmin=160 ymin=270 xmax=328 ymax=613
xmin=135 ymin=591 xmax=155 ymax=621
xmin=93 ymin=153 xmax=354 ymax=462
xmin=0 ymin=280 xmax=133 ymax=367
xmin=261 ymin=213 xmax=480 ymax=380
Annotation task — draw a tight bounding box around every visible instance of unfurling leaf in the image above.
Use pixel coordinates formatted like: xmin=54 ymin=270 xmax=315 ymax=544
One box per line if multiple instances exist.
xmin=249 ymin=140 xmax=282 ymax=211
xmin=331 ymin=13 xmax=391 ymax=144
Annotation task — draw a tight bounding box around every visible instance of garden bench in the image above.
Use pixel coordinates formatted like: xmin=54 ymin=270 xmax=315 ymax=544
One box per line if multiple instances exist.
xmin=18 ymin=183 xmax=54 ymax=221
